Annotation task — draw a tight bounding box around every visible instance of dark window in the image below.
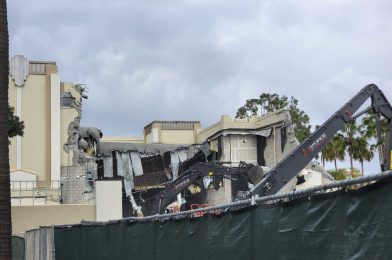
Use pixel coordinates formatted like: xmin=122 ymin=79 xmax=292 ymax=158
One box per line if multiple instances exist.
xmin=257 ymin=136 xmax=267 ymax=166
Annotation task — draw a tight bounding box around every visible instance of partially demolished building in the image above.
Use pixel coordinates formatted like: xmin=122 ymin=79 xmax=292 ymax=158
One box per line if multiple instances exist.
xmin=98 ymin=111 xmax=328 ymax=217
xmin=8 ymin=55 xmax=333 ymax=236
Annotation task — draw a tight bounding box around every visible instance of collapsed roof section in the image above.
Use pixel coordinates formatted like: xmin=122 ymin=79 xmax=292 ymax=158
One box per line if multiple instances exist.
xmin=96 ymin=110 xmax=302 ymax=216
xmin=99 ymin=142 xmax=190 ymax=157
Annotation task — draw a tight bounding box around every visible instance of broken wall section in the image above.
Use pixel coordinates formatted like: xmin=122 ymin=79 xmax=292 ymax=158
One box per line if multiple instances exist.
xmin=60 ymin=83 xmax=101 ymax=204
xmin=98 ymin=143 xmax=194 ymax=216
xmin=199 ymin=111 xmax=294 ymax=204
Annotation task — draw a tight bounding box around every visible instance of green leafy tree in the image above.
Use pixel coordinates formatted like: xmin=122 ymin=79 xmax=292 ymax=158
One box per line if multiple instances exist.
xmin=236 ymin=93 xmax=311 ymax=142
xmin=328 ymin=168 xmax=361 ymax=180
xmin=328 ymin=168 xmax=348 ymax=180
xmin=8 ymin=105 xmax=24 ymax=138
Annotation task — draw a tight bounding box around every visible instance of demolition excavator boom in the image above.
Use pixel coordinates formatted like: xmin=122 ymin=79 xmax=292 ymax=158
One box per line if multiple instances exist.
xmin=250 ymin=84 xmax=392 ymax=196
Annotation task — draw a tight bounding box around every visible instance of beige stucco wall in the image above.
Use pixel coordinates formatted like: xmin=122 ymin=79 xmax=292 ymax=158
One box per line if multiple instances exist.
xmin=9 ymin=65 xmax=82 ymax=182
xmin=96 ymin=180 xmax=122 ymax=221
xmin=11 ymin=204 xmax=96 ymax=234
xmin=63 ymin=82 xmax=81 ymax=101
xmin=60 ymin=82 xmax=85 ymax=168
xmin=144 ymin=122 xmax=201 ymax=144
xmin=221 ymin=135 xmax=258 ymax=166
xmin=160 ymin=129 xmax=196 ymax=144
xmin=8 ymin=75 xmax=17 ymax=106
xmin=145 ymin=132 xmax=152 ymax=143
xmin=9 ymin=137 xmax=17 ymax=173
xmin=19 ymin=75 xmax=48 ymax=181
xmin=101 ymin=136 xmax=144 ymax=143
xmin=197 ymin=111 xmax=290 ymax=143
xmin=8 ymin=76 xmax=17 ymax=171
xmin=60 ymin=108 xmax=78 ymax=167
xmin=264 ymin=127 xmax=284 ymax=168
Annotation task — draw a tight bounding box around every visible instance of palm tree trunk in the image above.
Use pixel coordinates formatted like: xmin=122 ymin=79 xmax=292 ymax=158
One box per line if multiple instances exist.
xmin=0 ymin=1 xmax=11 ymax=259
xmin=349 ymin=145 xmax=354 ymax=171
xmin=361 ymin=161 xmax=364 ymax=176
xmin=334 ymin=159 xmax=337 ymax=171
xmin=378 ymin=145 xmax=384 ymax=171
xmin=350 ymin=155 xmax=354 ymax=171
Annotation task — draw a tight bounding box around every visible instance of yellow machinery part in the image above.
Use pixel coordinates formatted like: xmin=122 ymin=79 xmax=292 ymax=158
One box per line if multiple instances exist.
xmin=187 ymin=184 xmax=201 ymax=194
xmin=390 ymin=151 xmax=392 ymax=170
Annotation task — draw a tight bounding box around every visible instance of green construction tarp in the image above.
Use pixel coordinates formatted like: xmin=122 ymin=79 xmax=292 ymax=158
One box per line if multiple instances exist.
xmin=12 ymin=236 xmax=25 ymax=260
xmin=54 ymin=178 xmax=392 ymax=260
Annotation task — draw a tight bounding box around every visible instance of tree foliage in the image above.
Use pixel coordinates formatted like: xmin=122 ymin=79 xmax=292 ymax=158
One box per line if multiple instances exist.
xmin=235 ymin=92 xmax=384 ymax=175
xmin=8 ymin=105 xmax=24 ymax=138
xmin=341 ymin=122 xmax=359 ymax=171
xmin=352 ymin=136 xmax=374 ymax=175
xmin=361 ymin=112 xmax=388 ymax=139
xmin=328 ymin=168 xmax=361 ymax=180
xmin=321 ymin=118 xmax=376 ymax=175
xmin=321 ymin=133 xmax=345 ymax=170
xmin=236 ymin=93 xmax=311 ymax=142
xmin=361 ymin=112 xmax=388 ymax=170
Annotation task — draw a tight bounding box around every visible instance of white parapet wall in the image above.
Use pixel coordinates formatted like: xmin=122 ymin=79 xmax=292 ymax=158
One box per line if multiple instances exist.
xmin=96 ymin=180 xmax=123 ymax=221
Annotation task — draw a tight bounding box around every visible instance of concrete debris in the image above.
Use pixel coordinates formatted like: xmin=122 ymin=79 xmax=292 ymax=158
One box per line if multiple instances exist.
xmin=130 ymin=151 xmax=143 ymax=177
xmin=103 ymin=156 xmax=113 ymax=178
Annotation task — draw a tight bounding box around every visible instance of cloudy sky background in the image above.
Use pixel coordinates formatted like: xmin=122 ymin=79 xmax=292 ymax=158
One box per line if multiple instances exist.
xmin=7 ymin=0 xmax=392 ymax=173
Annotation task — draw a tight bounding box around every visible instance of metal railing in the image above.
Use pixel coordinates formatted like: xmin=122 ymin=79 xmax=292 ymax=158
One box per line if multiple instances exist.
xmin=11 ymin=180 xmax=61 ymax=190
xmin=10 ymin=180 xmax=96 ymax=206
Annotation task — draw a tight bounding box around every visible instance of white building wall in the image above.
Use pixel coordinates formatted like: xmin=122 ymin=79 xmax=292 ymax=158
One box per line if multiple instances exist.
xmin=51 ymin=74 xmax=61 ymax=186
xmin=229 ymin=135 xmax=258 ymax=165
xmin=264 ymin=127 xmax=284 ymax=168
xmin=96 ymin=180 xmax=122 ymax=221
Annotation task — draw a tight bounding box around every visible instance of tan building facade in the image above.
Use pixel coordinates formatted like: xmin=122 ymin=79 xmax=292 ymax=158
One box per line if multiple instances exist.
xmin=143 ymin=121 xmax=201 ymax=144
xmin=9 ymin=56 xmax=62 ymax=185
xmin=8 ymin=55 xmax=99 ymax=206
xmin=8 ymin=56 xmax=114 ymax=235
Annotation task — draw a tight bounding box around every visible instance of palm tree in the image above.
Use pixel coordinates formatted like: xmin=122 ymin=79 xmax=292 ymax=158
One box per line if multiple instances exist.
xmin=352 ymin=136 xmax=375 ymax=175
xmin=0 ymin=0 xmax=12 ymax=258
xmin=321 ymin=133 xmax=345 ymax=170
xmin=320 ymin=142 xmax=330 ymax=168
xmin=362 ymin=113 xmax=388 ymax=170
xmin=341 ymin=122 xmax=360 ymax=171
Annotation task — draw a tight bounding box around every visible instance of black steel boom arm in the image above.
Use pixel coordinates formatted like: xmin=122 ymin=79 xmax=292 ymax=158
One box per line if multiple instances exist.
xmin=149 ymin=162 xmax=253 ymax=215
xmin=250 ymin=84 xmax=392 ymax=196
xmin=147 ymin=162 xmax=262 ymax=215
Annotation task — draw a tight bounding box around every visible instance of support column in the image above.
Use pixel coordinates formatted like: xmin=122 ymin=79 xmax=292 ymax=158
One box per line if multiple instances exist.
xmin=16 ymin=85 xmax=22 ymax=170
xmin=50 ymin=74 xmax=61 ymax=187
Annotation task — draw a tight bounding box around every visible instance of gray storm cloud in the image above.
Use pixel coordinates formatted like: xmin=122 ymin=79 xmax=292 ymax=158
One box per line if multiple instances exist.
xmin=8 ymin=0 xmax=392 ymax=141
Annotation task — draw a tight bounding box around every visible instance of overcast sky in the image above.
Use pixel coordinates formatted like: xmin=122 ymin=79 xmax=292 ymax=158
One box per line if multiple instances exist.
xmin=7 ymin=0 xmax=392 ymax=173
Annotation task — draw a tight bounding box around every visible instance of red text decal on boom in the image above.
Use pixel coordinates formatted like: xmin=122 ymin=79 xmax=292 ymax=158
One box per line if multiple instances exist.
xmin=172 ymin=177 xmax=191 ymax=191
xmin=302 ymin=133 xmax=327 ymax=157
